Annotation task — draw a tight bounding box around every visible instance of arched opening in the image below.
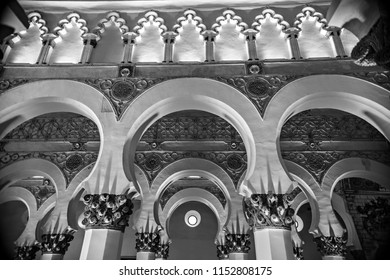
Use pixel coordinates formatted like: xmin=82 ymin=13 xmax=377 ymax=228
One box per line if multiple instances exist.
xmin=121 ymin=78 xmax=261 ymax=195
xmin=0 ymin=201 xmax=28 ymax=259
xmin=168 ymin=201 xmax=219 ymax=260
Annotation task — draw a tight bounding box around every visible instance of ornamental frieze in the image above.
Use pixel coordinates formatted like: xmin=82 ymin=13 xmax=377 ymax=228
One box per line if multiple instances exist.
xmin=281 ymin=110 xmax=385 ymax=143
xmin=82 ymin=193 xmax=134 ymax=232
xmin=0 ymin=79 xmax=29 ymax=95
xmin=243 ymin=193 xmax=295 ymax=230
xmin=2 ymin=116 xmax=99 ymax=142
xmin=83 ymin=77 xmax=167 ymax=119
xmin=141 ymin=114 xmax=243 ymax=145
xmin=160 ymin=183 xmax=226 ymax=209
xmin=349 ymin=71 xmax=390 ymax=91
xmin=41 ymin=231 xmax=75 ymax=255
xmin=0 ymin=151 xmax=98 ymax=185
xmin=282 ymin=151 xmax=390 ymax=183
xmin=135 ymin=151 xmax=247 ymax=186
xmin=314 ymin=235 xmax=347 ymax=257
xmin=214 ymin=75 xmax=299 ymax=117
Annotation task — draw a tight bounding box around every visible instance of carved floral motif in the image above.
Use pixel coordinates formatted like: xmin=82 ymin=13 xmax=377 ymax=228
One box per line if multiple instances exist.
xmin=155 ymin=243 xmax=170 ymax=259
xmin=215 ymin=75 xmax=299 ymax=117
xmin=84 ymin=77 xmax=166 ymax=119
xmin=2 ymin=116 xmax=99 ymax=142
xmin=225 ymin=233 xmax=251 ymax=254
xmin=293 ymin=246 xmax=304 ymax=260
xmin=282 ymin=151 xmax=390 ymax=183
xmin=0 ymin=79 xmax=29 ymax=95
xmin=135 ymin=232 xmax=160 ymax=252
xmin=135 ymin=151 xmax=246 ymax=185
xmin=41 ymin=232 xmax=75 ymax=255
xmin=0 ymin=152 xmax=98 ymax=184
xmin=314 ymin=235 xmax=347 ymax=257
xmin=243 ymin=193 xmax=295 ymax=229
xmin=82 ymin=194 xmax=133 ymax=231
xmin=216 ymin=244 xmax=229 ymax=260
xmin=14 ymin=244 xmax=40 ymax=260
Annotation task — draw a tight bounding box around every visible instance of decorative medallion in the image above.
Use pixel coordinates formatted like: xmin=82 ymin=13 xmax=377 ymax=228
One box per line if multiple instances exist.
xmin=226 ymin=154 xmax=243 ymax=170
xmin=215 ymin=75 xmax=299 ymax=117
xmin=84 ymin=77 xmax=166 ymax=119
xmin=82 ymin=193 xmax=133 ymax=232
xmin=111 ymin=81 xmax=135 ymax=100
xmin=243 ymin=193 xmax=295 ymax=229
xmin=65 ymin=154 xmax=84 ymax=171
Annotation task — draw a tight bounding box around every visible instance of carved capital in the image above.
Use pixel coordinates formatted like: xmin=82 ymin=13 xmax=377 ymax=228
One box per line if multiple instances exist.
xmin=225 ymin=233 xmax=251 ymax=254
xmin=135 ymin=232 xmax=160 ymax=253
xmin=216 ymin=244 xmax=229 ymax=260
xmin=14 ymin=245 xmax=40 ymax=260
xmin=314 ymin=235 xmax=347 ymax=257
xmin=293 ymin=245 xmax=304 ymax=260
xmin=40 ymin=232 xmax=74 ymax=255
xmin=244 ymin=193 xmax=295 ymax=230
xmin=155 ymin=242 xmax=170 ymax=259
xmin=82 ymin=194 xmax=133 ymax=232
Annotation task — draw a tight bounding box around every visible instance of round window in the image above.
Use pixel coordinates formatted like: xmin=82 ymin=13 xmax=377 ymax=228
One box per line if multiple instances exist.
xmin=185 ymin=210 xmax=201 ymax=227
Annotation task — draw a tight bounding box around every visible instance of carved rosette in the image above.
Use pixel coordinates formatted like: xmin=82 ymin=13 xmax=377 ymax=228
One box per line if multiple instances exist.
xmin=82 ymin=194 xmax=133 ymax=232
xmin=293 ymin=246 xmax=304 ymax=260
xmin=225 ymin=234 xmax=251 ymax=254
xmin=243 ymin=193 xmax=295 ymax=230
xmin=14 ymin=245 xmax=40 ymax=260
xmin=216 ymin=244 xmax=229 ymax=260
xmin=314 ymin=235 xmax=347 ymax=257
xmin=40 ymin=233 xmax=75 ymax=255
xmin=135 ymin=232 xmax=161 ymax=252
xmin=155 ymin=243 xmax=170 ymax=259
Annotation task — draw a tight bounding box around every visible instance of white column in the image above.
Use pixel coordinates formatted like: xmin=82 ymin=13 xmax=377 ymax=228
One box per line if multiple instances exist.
xmin=1 ymin=33 xmax=17 ymax=63
xmin=326 ymin=26 xmax=347 ymax=58
xmin=162 ymin=32 xmax=177 ymax=63
xmin=202 ymin=30 xmax=217 ymax=62
xmin=80 ymin=229 xmax=124 ymax=260
xmin=80 ymin=33 xmax=99 ymax=64
xmin=243 ymin=29 xmax=258 ymax=60
xmin=135 ymin=231 xmax=160 ymax=260
xmin=284 ymin=27 xmax=302 ymax=60
xmin=253 ymin=228 xmax=294 ymax=260
xmin=122 ymin=32 xmax=137 ymax=63
xmin=36 ymin=33 xmax=57 ymax=64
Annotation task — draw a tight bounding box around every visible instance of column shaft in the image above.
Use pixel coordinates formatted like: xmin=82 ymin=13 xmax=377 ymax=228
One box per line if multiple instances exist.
xmin=253 ymin=228 xmax=295 ymax=260
xmin=80 ymin=228 xmax=124 ymax=260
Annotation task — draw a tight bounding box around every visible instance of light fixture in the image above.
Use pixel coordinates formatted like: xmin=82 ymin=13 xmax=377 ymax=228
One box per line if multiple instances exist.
xmin=187 ymin=175 xmax=201 ymax=179
xmin=185 ymin=210 xmax=201 ymax=227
